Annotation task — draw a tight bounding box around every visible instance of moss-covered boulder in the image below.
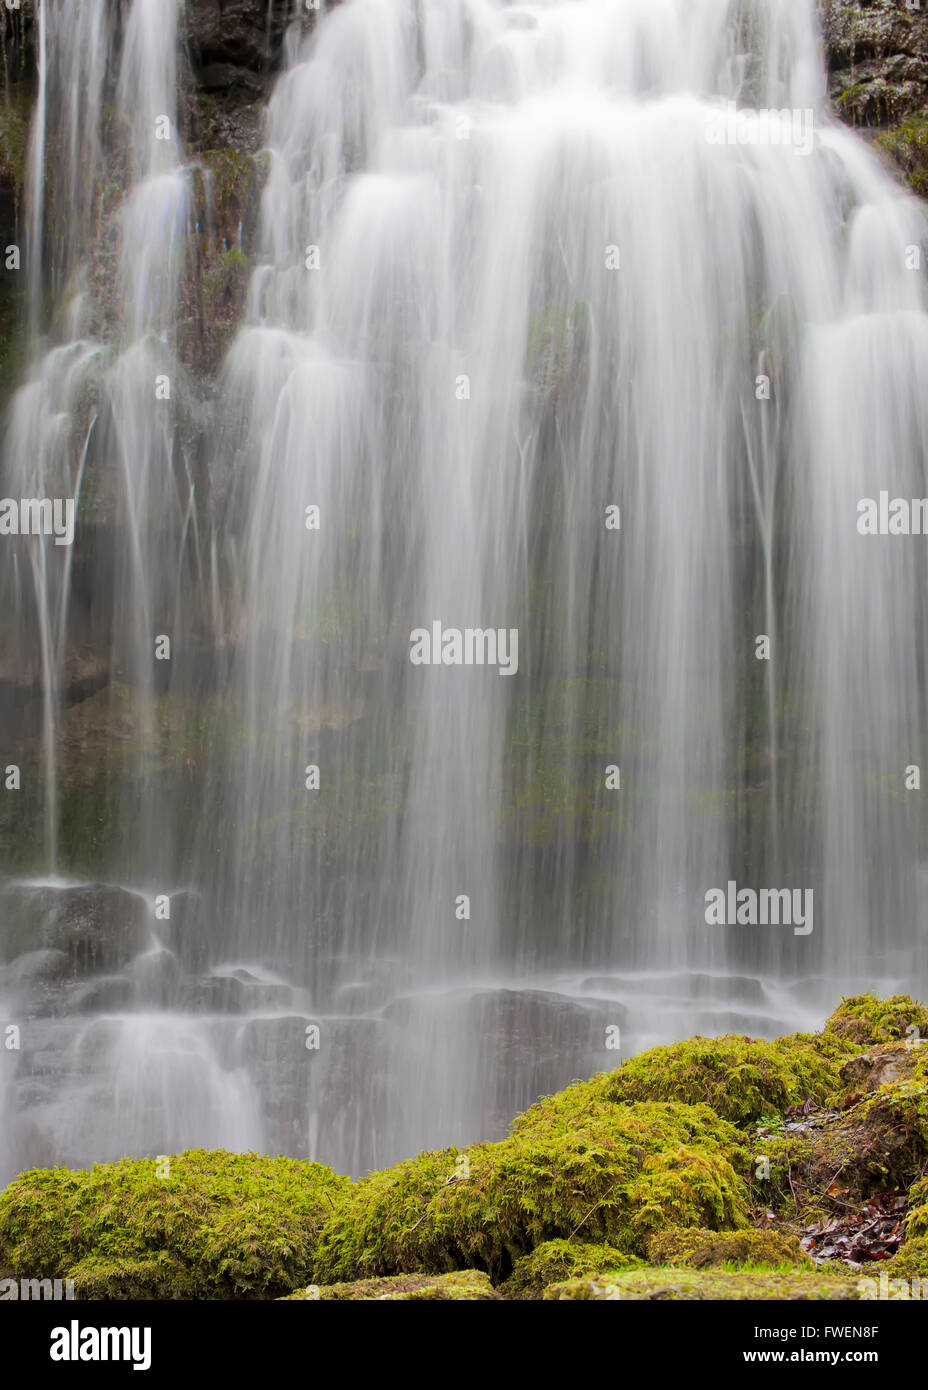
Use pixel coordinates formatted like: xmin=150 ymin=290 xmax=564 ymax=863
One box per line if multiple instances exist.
xmin=647 ymin=1226 xmax=810 ymax=1270
xmin=604 ymin=1033 xmax=853 ymax=1124
xmin=499 ymin=1239 xmax=636 ymax=1300
xmin=825 ymin=993 xmax=928 ymax=1048
xmin=284 ymin=1270 xmax=498 ymax=1301
xmin=542 ymin=1267 xmax=864 ymax=1301
xmin=876 ymin=119 xmax=928 ymax=198
xmin=514 ymin=1032 xmax=849 ymax=1132
xmin=0 ymin=1150 xmax=349 ymax=1299
xmin=312 ymin=1101 xmax=750 ymax=1284
xmin=905 ymin=1176 xmax=928 ymax=1240
xmin=879 ymin=1235 xmax=928 ymax=1283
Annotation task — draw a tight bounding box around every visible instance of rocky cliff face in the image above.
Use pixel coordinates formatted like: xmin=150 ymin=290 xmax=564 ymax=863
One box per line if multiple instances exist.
xmin=821 ymin=0 xmax=928 ymax=194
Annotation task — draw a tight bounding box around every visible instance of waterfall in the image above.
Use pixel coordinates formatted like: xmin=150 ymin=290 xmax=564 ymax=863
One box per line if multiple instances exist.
xmin=1 ymin=0 xmax=927 ymax=1181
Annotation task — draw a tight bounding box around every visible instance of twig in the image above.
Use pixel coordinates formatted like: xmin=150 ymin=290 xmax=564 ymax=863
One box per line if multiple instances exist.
xmin=568 ymin=1182 xmax=619 ymax=1241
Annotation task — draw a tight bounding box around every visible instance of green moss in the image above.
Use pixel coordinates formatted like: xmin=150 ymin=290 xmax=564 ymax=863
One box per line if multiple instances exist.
xmin=0 ymin=85 xmax=31 ymax=192
xmin=0 ymin=1151 xmax=350 ymax=1299
xmin=200 ymin=149 xmax=256 ymax=232
xmin=647 ymin=1225 xmax=811 ymax=1269
xmin=284 ymin=1270 xmax=498 ymax=1300
xmin=69 ymin=1254 xmax=201 ymax=1300
xmin=524 ymin=1032 xmax=848 ymax=1131
xmin=542 ymin=1266 xmax=864 ymax=1301
xmin=313 ymin=1100 xmax=749 ymax=1284
xmin=905 ymin=1176 xmax=928 ymax=1239
xmin=825 ymin=993 xmax=928 ymax=1048
xmin=837 ymin=77 xmax=912 ymax=129
xmin=500 ymin=1239 xmax=637 ymax=1299
xmin=881 ymin=1236 xmax=928 ymax=1282
xmin=0 ymin=274 xmax=25 ymax=406
xmin=525 ymin=298 xmax=590 ymax=396
xmin=876 ymin=118 xmax=928 ymax=198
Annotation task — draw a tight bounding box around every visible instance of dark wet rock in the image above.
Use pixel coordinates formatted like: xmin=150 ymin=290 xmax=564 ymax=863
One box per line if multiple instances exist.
xmin=823 ymin=0 xmax=928 ymax=193
xmin=198 ymin=62 xmax=265 ymax=94
xmin=183 ymin=0 xmax=289 ymax=79
xmin=580 ymin=970 xmax=766 ymax=1005
xmin=240 ymin=1013 xmax=390 ymax=1165
xmin=181 ymin=0 xmax=325 ymax=156
xmin=381 ymin=986 xmax=619 ymax=1140
xmin=2 ymin=948 xmax=70 ymax=988
xmin=155 ymin=890 xmax=210 ymax=973
xmin=69 ymin=975 xmax=136 ymax=1014
xmin=126 ymin=949 xmax=184 ymax=1008
xmin=182 ymin=973 xmax=248 ymax=1014
xmin=0 ymin=884 xmax=151 ymax=975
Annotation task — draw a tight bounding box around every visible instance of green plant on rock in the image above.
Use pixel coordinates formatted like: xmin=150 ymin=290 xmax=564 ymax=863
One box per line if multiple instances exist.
xmin=283 ymin=1270 xmax=498 ymax=1300
xmin=312 ymin=1100 xmax=750 ymax=1284
xmin=500 ymin=1238 xmax=637 ymax=1299
xmin=876 ymin=118 xmax=928 ymax=198
xmin=647 ymin=1225 xmax=811 ymax=1270
xmin=542 ymin=1266 xmax=862 ymax=1301
xmin=825 ymin=993 xmax=928 ymax=1048
xmin=881 ymin=1236 xmax=928 ymax=1283
xmin=519 ymin=1031 xmax=849 ymax=1131
xmin=906 ymin=1176 xmax=928 ymax=1240
xmin=0 ymin=1151 xmax=350 ymax=1300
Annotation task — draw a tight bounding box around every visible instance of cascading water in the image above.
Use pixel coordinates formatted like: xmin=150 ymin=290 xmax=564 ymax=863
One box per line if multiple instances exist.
xmin=0 ymin=0 xmax=927 ymax=1182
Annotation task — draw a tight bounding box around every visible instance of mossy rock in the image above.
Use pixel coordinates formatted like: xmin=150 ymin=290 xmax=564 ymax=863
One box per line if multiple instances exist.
xmin=761 ymin=1056 xmax=928 ymax=1207
xmin=838 ymin=1042 xmax=921 ymax=1101
xmin=825 ymin=993 xmax=928 ymax=1048
xmin=542 ymin=1267 xmax=864 ymax=1301
xmin=879 ymin=1236 xmax=928 ymax=1283
xmin=500 ymin=1238 xmax=637 ymax=1299
xmin=876 ymin=118 xmax=928 ymax=198
xmin=284 ymin=1270 xmax=498 ymax=1301
xmin=515 ymin=1031 xmax=850 ymax=1132
xmin=0 ymin=1150 xmax=350 ymax=1299
xmin=312 ymin=1101 xmax=750 ymax=1284
xmin=647 ymin=1225 xmax=811 ymax=1270
xmin=0 ymin=85 xmax=31 ymax=193
xmin=905 ymin=1176 xmax=928 ymax=1239
xmin=68 ymin=1255 xmax=202 ymax=1300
